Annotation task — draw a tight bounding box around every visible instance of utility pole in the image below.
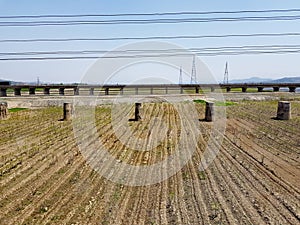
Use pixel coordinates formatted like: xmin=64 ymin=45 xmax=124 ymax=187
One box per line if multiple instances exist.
xmin=190 ymin=55 xmax=197 ymax=84
xmin=223 ymin=62 xmax=229 ymax=84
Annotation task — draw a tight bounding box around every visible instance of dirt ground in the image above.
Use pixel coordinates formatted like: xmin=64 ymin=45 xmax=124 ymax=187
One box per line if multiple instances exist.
xmin=0 ymin=93 xmax=299 ymax=225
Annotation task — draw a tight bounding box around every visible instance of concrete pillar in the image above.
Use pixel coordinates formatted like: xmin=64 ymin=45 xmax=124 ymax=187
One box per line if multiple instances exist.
xmin=105 ymin=88 xmax=109 ymax=95
xmin=59 ymin=88 xmax=65 ymax=96
xmin=195 ymin=87 xmax=199 ymax=94
xmin=89 ymin=88 xmax=94 ymax=96
xmin=63 ymin=103 xmax=73 ymax=121
xmin=44 ymin=88 xmax=50 ymax=95
xmin=277 ymin=101 xmax=291 ymax=120
xmin=226 ymin=87 xmax=231 ymax=92
xmin=14 ymin=88 xmax=21 ymax=96
xmin=0 ymin=88 xmax=7 ymax=97
xmin=205 ymin=101 xmax=214 ymax=122
xmin=74 ymin=88 xmax=79 ymax=96
xmin=135 ymin=87 xmax=138 ymax=95
xmin=289 ymin=87 xmax=296 ymax=92
xmin=150 ymin=88 xmax=153 ymax=95
xmin=180 ymin=87 xmax=183 ymax=94
xmin=0 ymin=102 xmax=8 ymax=120
xmin=134 ymin=103 xmax=142 ymax=121
xmin=273 ymin=87 xmax=280 ymax=92
xmin=211 ymin=87 xmax=215 ymax=92
xmin=242 ymin=87 xmax=247 ymax=93
xmin=257 ymin=87 xmax=264 ymax=92
xmin=29 ymin=87 xmax=35 ymax=95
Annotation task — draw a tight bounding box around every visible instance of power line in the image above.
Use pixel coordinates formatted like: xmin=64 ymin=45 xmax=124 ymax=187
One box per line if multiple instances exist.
xmin=1 ymin=49 xmax=300 ymax=61
xmin=1 ymin=8 xmax=300 ymax=19
xmin=1 ymin=15 xmax=300 ymax=27
xmin=2 ymin=44 xmax=300 ymax=57
xmin=1 ymin=44 xmax=300 ymax=56
xmin=1 ymin=32 xmax=300 ymax=43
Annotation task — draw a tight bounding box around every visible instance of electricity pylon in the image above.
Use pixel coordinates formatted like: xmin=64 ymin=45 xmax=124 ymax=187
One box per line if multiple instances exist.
xmin=190 ymin=55 xmax=197 ymax=84
xmin=223 ymin=62 xmax=229 ymax=84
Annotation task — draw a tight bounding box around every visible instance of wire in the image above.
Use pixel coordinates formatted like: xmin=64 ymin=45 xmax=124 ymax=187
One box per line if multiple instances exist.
xmin=1 ymin=8 xmax=300 ymax=19
xmin=1 ymin=32 xmax=300 ymax=43
xmin=0 ymin=10 xmax=298 ymax=61
xmin=1 ymin=15 xmax=300 ymax=26
xmin=0 ymin=49 xmax=300 ymax=61
xmin=1 ymin=45 xmax=300 ymax=56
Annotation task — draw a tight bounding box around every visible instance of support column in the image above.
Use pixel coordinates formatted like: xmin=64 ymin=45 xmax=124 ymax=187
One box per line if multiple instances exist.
xmin=205 ymin=101 xmax=214 ymax=122
xmin=0 ymin=102 xmax=8 ymax=120
xmin=289 ymin=87 xmax=296 ymax=92
xmin=150 ymin=88 xmax=153 ymax=95
xmin=29 ymin=87 xmax=35 ymax=95
xmin=242 ymin=87 xmax=247 ymax=93
xmin=120 ymin=88 xmax=124 ymax=95
xmin=89 ymin=88 xmax=94 ymax=96
xmin=63 ymin=103 xmax=73 ymax=121
xmin=0 ymin=88 xmax=7 ymax=97
xmin=59 ymin=88 xmax=65 ymax=96
xmin=273 ymin=87 xmax=280 ymax=92
xmin=257 ymin=87 xmax=264 ymax=92
xmin=180 ymin=87 xmax=183 ymax=94
xmin=44 ymin=88 xmax=50 ymax=95
xmin=226 ymin=87 xmax=231 ymax=92
xmin=277 ymin=101 xmax=291 ymax=120
xmin=195 ymin=87 xmax=199 ymax=94
xmin=165 ymin=87 xmax=168 ymax=94
xmin=74 ymin=88 xmax=79 ymax=96
xmin=105 ymin=88 xmax=109 ymax=95
xmin=14 ymin=88 xmax=21 ymax=96
xmin=134 ymin=103 xmax=141 ymax=121
xmin=135 ymin=87 xmax=138 ymax=95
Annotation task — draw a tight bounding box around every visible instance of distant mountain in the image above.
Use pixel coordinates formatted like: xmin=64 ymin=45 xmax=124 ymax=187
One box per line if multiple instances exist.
xmin=272 ymin=77 xmax=300 ymax=83
xmin=0 ymin=78 xmax=12 ymax=84
xmin=230 ymin=77 xmax=273 ymax=83
xmin=0 ymin=78 xmax=33 ymax=85
xmin=229 ymin=76 xmax=300 ymax=84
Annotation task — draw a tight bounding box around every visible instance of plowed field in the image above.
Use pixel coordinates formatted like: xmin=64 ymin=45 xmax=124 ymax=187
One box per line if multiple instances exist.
xmin=0 ymin=99 xmax=299 ymax=225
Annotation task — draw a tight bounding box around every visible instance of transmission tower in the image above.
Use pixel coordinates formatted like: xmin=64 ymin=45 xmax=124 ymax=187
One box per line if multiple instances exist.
xmin=223 ymin=62 xmax=229 ymax=84
xmin=37 ymin=76 xmax=40 ymax=85
xmin=179 ymin=66 xmax=183 ymax=84
xmin=190 ymin=55 xmax=197 ymax=84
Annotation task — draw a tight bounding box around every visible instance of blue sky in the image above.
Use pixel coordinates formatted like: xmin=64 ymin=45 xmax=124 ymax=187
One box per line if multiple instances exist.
xmin=0 ymin=0 xmax=300 ymax=83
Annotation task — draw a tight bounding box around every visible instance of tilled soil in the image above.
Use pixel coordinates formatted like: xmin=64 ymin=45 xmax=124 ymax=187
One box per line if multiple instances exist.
xmin=0 ymin=99 xmax=299 ymax=225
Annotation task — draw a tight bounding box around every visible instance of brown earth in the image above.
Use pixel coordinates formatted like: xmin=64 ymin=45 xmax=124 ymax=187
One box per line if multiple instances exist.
xmin=0 ymin=97 xmax=299 ymax=225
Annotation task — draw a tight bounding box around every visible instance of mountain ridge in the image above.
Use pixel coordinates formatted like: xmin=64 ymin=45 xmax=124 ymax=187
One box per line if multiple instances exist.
xmin=229 ymin=76 xmax=300 ymax=83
